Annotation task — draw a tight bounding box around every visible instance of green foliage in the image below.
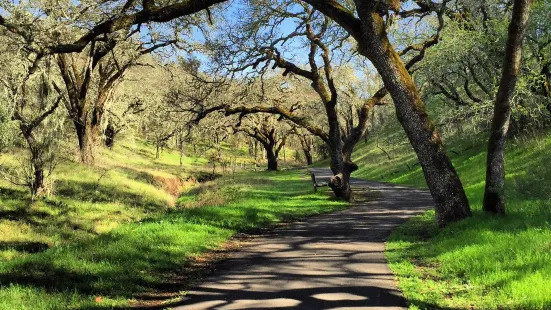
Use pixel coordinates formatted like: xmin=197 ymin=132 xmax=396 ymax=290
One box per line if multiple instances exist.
xmin=416 ymin=4 xmax=551 ymax=136
xmin=0 ymin=105 xmax=16 ymax=152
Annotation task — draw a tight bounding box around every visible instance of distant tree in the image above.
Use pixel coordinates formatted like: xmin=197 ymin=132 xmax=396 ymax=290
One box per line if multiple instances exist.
xmin=235 ymin=114 xmax=295 ymax=171
xmin=525 ymin=1 xmax=551 ymax=115
xmin=103 ymin=99 xmax=147 ymax=149
xmin=0 ymin=0 xmax=219 ymax=164
xmin=417 ymin=1 xmax=550 ymax=135
xmin=142 ymin=100 xmax=180 ymax=159
xmin=56 ymin=36 xmax=174 ymax=164
xmin=0 ymin=53 xmax=63 ymax=198
xmin=295 ymin=128 xmax=316 ymax=166
xmin=208 ymin=3 xmax=392 ymax=200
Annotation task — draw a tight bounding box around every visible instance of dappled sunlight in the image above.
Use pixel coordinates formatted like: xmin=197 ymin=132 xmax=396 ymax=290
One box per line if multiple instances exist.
xmin=0 ymin=168 xmax=348 ymax=308
xmin=166 ymin=169 xmax=431 ymax=309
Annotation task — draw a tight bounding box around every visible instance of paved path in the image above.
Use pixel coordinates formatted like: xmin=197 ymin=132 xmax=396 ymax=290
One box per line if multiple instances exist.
xmin=173 ymin=168 xmax=432 ymax=310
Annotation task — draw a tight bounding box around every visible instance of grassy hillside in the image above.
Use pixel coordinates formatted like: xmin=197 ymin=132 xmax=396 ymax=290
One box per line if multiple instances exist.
xmin=347 ymin=128 xmax=551 ymax=309
xmin=0 ymin=139 xmax=345 ymax=309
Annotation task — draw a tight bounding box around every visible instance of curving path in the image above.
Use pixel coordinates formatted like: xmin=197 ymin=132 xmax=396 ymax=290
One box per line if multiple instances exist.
xmin=172 ymin=168 xmax=432 ymax=310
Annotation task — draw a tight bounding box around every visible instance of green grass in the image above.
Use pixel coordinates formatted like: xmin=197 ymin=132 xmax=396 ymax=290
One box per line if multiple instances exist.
xmin=0 ymin=139 xmax=346 ymax=309
xmin=346 ymin=129 xmax=551 ymax=309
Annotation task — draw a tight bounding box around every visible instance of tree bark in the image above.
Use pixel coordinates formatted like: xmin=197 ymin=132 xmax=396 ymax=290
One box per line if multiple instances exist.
xmin=21 ymin=130 xmax=46 ymax=198
xmin=303 ymin=148 xmax=313 ymax=165
xmin=328 ymin=165 xmax=353 ymax=201
xmin=353 ymin=3 xmax=471 ymax=226
xmin=178 ymin=133 xmax=184 ymax=167
xmin=248 ymin=138 xmax=254 ymax=157
xmin=484 ymin=0 xmax=533 ymax=214
xmin=266 ymin=146 xmax=278 ymax=171
xmin=104 ymin=122 xmax=116 ymax=149
xmin=32 ymin=164 xmax=44 ymax=198
xmin=74 ymin=120 xmax=98 ymax=165
xmin=326 ymin=135 xmax=354 ymax=201
xmin=542 ymin=64 xmax=551 ymax=114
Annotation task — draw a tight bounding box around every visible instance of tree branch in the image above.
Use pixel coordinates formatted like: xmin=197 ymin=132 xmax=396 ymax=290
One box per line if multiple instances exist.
xmin=299 ymin=0 xmax=362 ymax=42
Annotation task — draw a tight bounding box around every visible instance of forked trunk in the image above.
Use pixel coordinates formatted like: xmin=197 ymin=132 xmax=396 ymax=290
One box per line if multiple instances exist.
xmin=354 ymin=6 xmax=471 ymax=226
xmin=326 ymin=141 xmax=356 ymax=201
xmin=328 ymin=164 xmax=353 ymax=201
xmin=330 ymin=148 xmax=358 ymax=201
xmin=325 ymin=99 xmax=355 ymax=201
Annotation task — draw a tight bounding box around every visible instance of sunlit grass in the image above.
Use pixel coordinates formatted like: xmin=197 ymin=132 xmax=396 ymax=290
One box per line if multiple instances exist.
xmin=0 ymin=138 xmax=345 ymax=309
xmin=348 ymin=130 xmax=551 ymax=309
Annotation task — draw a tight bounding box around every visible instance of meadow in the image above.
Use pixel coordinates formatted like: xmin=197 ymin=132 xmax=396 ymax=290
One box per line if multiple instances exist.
xmin=0 ymin=140 xmax=345 ymax=309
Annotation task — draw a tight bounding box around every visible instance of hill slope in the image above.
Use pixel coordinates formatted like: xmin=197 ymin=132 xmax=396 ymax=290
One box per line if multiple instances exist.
xmin=347 ymin=128 xmax=551 ymax=309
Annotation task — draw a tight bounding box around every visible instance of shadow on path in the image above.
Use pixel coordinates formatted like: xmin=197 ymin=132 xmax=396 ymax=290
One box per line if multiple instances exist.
xmin=163 ymin=168 xmax=433 ymax=310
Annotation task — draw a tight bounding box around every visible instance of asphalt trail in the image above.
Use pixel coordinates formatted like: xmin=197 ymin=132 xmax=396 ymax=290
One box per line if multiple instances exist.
xmin=173 ymin=168 xmax=432 ymax=310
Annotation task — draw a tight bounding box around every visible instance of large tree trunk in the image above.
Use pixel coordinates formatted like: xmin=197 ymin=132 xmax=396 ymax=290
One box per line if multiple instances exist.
xmin=303 ymin=148 xmax=313 ymax=165
xmin=265 ymin=146 xmax=278 ymax=171
xmin=325 ymin=105 xmax=354 ymax=201
xmin=74 ymin=120 xmax=98 ymax=165
xmin=354 ymin=5 xmax=471 ymax=226
xmin=484 ymin=0 xmax=533 ymax=214
xmin=74 ymin=105 xmax=103 ymax=165
xmin=328 ymin=163 xmax=353 ymax=201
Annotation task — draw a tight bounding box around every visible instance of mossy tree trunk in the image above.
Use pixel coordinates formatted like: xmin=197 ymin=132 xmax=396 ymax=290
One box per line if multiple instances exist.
xmin=484 ymin=0 xmax=534 ymax=214
xmin=298 ymin=0 xmax=471 ymax=225
xmin=354 ymin=5 xmax=471 ymax=225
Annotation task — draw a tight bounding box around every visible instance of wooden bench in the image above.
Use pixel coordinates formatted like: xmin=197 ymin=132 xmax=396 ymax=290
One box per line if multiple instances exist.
xmin=309 ymin=172 xmax=328 ymax=192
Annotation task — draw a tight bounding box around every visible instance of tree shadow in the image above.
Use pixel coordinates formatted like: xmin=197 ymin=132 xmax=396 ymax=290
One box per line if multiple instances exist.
xmin=55 ymin=180 xmax=167 ymax=212
xmin=0 ymin=186 xmax=29 ymax=201
xmin=0 ymin=241 xmax=49 ymax=253
xmin=0 ymin=207 xmax=51 ymax=227
xmin=0 ymin=230 xmax=196 ymax=298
